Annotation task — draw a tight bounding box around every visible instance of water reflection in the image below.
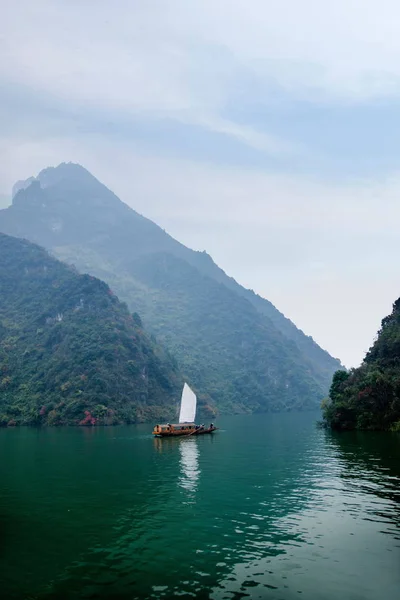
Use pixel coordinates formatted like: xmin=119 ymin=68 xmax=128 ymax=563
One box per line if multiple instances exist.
xmin=153 ymin=436 xmax=163 ymax=453
xmin=178 ymin=438 xmax=200 ymax=494
xmin=327 ymin=430 xmax=400 ymax=533
xmin=209 ymin=424 xmax=400 ymax=600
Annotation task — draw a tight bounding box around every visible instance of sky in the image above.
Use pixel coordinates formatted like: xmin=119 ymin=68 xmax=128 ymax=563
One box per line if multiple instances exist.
xmin=1 ymin=0 xmax=400 ymax=367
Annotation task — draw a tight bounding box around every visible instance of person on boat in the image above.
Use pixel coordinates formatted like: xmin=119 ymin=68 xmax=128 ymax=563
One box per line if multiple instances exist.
xmin=210 ymin=423 xmax=214 ymax=429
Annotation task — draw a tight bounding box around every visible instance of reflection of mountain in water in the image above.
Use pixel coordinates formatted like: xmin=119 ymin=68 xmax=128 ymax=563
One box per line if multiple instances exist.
xmin=327 ymin=430 xmax=400 ymax=530
xmin=209 ymin=418 xmax=400 ymax=600
xmin=178 ymin=439 xmax=200 ymax=494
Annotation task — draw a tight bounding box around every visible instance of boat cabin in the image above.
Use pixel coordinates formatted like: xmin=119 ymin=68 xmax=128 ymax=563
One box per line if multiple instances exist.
xmin=153 ymin=423 xmax=195 ymax=436
xmin=152 ymin=422 xmax=217 ymax=437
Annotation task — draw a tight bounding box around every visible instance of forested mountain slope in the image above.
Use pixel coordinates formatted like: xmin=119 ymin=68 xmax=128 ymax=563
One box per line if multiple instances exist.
xmin=322 ymin=298 xmax=400 ymax=431
xmin=0 ymin=233 xmax=193 ymax=426
xmin=0 ymin=163 xmax=342 ymax=412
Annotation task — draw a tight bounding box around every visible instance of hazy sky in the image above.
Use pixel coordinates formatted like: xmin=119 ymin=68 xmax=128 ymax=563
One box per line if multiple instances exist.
xmin=2 ymin=1 xmax=400 ymax=367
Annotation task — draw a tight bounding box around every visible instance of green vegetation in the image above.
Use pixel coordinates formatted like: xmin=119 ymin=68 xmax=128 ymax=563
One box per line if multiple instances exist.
xmin=0 ymin=232 xmax=198 ymax=426
xmin=322 ymin=298 xmax=400 ymax=431
xmin=0 ymin=163 xmax=342 ymax=414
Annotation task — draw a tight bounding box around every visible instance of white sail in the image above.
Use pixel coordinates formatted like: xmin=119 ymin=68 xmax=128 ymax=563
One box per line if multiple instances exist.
xmin=178 ymin=383 xmax=197 ymax=423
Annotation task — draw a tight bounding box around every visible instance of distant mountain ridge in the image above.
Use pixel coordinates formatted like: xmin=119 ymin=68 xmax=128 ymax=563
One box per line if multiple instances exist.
xmin=0 ymin=232 xmax=202 ymax=426
xmin=0 ymin=163 xmax=342 ymax=413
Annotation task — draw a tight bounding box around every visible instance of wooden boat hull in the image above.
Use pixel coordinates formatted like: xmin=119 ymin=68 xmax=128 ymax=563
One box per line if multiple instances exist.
xmin=153 ymin=427 xmax=217 ymax=437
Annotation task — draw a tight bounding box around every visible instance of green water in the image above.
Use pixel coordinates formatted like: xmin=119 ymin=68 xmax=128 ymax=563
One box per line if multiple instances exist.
xmin=0 ymin=413 xmax=399 ymax=600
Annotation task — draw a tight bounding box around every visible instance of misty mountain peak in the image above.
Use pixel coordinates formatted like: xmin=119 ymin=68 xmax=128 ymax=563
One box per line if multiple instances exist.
xmin=12 ymin=180 xmax=44 ymax=207
xmin=12 ymin=176 xmax=36 ymax=199
xmin=10 ymin=162 xmax=123 ymax=213
xmin=37 ymin=162 xmax=98 ymax=189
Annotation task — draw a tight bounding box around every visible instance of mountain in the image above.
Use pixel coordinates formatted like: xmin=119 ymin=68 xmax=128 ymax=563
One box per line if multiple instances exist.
xmin=0 ymin=232 xmax=199 ymax=426
xmin=322 ymin=298 xmax=400 ymax=431
xmin=0 ymin=162 xmax=342 ymax=413
xmin=12 ymin=177 xmax=35 ymax=199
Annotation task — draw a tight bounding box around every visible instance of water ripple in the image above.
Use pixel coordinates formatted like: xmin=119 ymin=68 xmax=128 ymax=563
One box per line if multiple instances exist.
xmin=0 ymin=415 xmax=399 ymax=599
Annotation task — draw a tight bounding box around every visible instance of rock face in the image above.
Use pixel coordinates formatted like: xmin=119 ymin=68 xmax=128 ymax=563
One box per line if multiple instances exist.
xmin=0 ymin=162 xmax=343 ymax=414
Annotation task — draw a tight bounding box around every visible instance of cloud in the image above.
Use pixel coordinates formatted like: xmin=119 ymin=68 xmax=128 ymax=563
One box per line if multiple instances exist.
xmin=3 ymin=1 xmax=400 ymax=175
xmin=3 ymin=0 xmax=400 ymax=113
xmin=179 ymin=0 xmax=400 ymax=102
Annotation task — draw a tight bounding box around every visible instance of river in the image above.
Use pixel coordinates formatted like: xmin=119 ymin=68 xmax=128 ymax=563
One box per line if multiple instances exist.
xmin=0 ymin=412 xmax=399 ymax=599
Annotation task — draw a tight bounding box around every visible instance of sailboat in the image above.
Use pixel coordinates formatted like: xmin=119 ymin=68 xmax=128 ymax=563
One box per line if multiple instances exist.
xmin=152 ymin=383 xmax=217 ymax=437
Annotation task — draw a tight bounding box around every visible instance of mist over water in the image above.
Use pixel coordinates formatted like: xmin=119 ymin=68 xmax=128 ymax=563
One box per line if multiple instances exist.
xmin=0 ymin=413 xmax=399 ymax=599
